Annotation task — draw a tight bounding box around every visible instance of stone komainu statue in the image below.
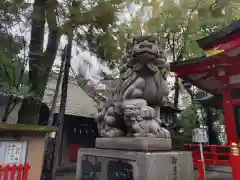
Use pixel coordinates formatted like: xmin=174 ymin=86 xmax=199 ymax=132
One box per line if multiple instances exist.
xmin=95 ymin=35 xmax=171 ymax=139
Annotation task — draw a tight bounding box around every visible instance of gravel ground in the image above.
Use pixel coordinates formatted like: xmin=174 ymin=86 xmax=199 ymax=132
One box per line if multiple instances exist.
xmin=56 ymin=171 xmax=232 ymax=180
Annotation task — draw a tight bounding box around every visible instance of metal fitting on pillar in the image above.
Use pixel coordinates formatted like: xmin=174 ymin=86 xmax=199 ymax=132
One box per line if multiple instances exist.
xmin=231 ymin=142 xmax=240 ymax=155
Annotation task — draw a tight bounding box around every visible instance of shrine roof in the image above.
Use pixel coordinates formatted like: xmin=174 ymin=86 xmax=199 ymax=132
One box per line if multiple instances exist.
xmin=43 ymin=73 xmax=98 ymax=118
xmin=171 ymin=56 xmax=206 ymax=68
xmin=197 ymin=20 xmax=240 ymax=49
xmin=170 ymin=56 xmax=222 ymax=95
xmin=170 ymin=20 xmax=240 ymax=95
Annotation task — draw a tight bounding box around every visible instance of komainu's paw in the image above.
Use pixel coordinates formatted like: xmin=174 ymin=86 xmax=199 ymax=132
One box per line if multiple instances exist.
xmin=106 ymin=128 xmax=125 ymax=137
xmin=133 ymin=132 xmax=145 ymax=137
xmin=157 ymin=128 xmax=171 ymax=139
xmin=133 ymin=132 xmax=153 ymax=137
xmin=126 ymin=133 xmax=133 ymax=137
xmin=146 ymin=133 xmax=156 ymax=137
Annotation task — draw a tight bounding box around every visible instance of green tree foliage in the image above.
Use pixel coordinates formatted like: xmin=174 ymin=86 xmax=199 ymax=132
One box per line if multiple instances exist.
xmin=17 ymin=0 xmax=132 ymax=124
xmin=0 ymin=34 xmax=24 ymax=92
xmin=0 ymin=33 xmax=30 ymax=123
xmin=0 ymin=0 xmax=31 ymax=122
xmin=140 ymin=0 xmax=240 ymax=137
xmin=127 ymin=0 xmax=240 ymax=107
xmin=0 ymin=0 xmax=29 ymax=94
xmin=178 ymin=102 xmax=226 ymax=144
xmin=179 ymin=103 xmax=203 ymax=133
xmin=142 ymin=0 xmax=240 ymax=58
xmin=2 ymin=0 xmax=240 ymax=125
xmin=0 ymin=0 xmax=131 ymax=124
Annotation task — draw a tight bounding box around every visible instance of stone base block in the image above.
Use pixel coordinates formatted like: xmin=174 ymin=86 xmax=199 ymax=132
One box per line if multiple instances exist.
xmin=76 ymin=148 xmax=194 ymax=180
xmin=95 ymin=137 xmax=172 ymax=151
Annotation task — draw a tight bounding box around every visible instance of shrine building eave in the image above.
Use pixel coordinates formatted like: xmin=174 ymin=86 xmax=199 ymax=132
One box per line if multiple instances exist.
xmin=197 ymin=20 xmax=240 ymax=50
xmin=170 ymin=56 xmax=221 ymax=95
xmin=170 ymin=50 xmax=240 ymax=95
xmin=170 ymin=20 xmax=240 ymax=95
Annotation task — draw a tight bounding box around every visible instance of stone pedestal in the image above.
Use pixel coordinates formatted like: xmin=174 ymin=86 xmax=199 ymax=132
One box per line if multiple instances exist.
xmin=0 ymin=124 xmax=57 ymax=180
xmin=76 ymin=148 xmax=194 ymax=180
xmin=96 ymin=137 xmax=172 ymax=151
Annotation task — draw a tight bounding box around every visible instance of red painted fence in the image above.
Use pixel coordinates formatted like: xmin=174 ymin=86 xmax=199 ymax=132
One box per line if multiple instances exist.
xmin=185 ymin=144 xmax=232 ymax=180
xmin=0 ymin=163 xmax=30 ymax=180
xmin=184 ymin=144 xmax=231 ymax=166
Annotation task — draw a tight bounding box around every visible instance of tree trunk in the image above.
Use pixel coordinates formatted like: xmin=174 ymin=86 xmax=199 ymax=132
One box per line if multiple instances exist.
xmin=18 ymin=0 xmax=60 ymax=124
xmin=52 ymin=36 xmax=73 ymax=180
xmin=47 ymin=47 xmax=67 ymax=126
xmin=174 ymin=76 xmax=180 ymax=108
xmin=18 ymin=0 xmax=46 ymax=124
xmin=1 ymin=96 xmax=15 ymax=123
xmin=205 ymin=108 xmax=219 ymax=144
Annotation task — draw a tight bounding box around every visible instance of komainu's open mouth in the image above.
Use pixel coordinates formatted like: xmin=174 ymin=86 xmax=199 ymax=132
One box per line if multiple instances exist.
xmin=132 ymin=47 xmax=159 ymax=58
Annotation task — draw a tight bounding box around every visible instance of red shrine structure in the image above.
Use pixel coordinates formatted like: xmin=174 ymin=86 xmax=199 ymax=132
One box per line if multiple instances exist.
xmin=171 ymin=20 xmax=240 ymax=180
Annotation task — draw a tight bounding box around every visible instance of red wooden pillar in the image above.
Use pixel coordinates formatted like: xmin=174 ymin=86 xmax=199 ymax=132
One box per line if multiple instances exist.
xmin=230 ymin=143 xmax=240 ymax=180
xmin=221 ymin=87 xmax=238 ymax=144
xmin=230 ymin=154 xmax=240 ymax=180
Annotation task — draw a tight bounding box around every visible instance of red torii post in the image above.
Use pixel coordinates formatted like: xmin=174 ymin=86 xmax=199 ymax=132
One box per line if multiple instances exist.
xmin=171 ymin=20 xmax=240 ymax=180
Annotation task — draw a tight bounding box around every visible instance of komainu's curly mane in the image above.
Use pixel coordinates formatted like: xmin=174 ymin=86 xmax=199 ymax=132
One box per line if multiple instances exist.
xmin=115 ymin=35 xmax=170 ymax=104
